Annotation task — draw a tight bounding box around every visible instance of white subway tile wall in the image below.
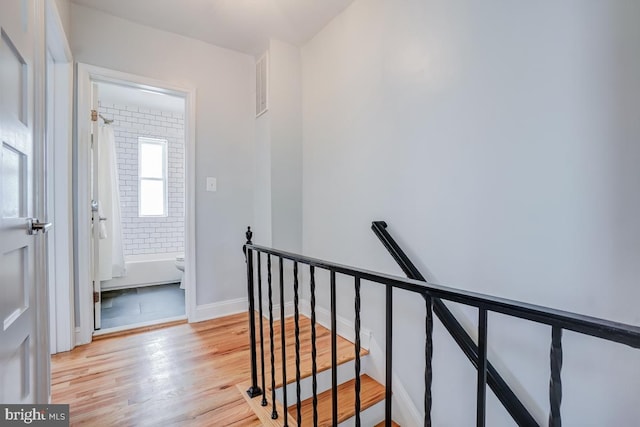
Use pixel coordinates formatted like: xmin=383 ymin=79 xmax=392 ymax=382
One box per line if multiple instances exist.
xmin=99 ymin=101 xmax=185 ymax=257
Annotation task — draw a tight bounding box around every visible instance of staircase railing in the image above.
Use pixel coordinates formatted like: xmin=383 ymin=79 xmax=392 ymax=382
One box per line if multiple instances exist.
xmin=371 ymin=220 xmax=537 ymax=426
xmin=243 ymin=226 xmax=640 ymax=427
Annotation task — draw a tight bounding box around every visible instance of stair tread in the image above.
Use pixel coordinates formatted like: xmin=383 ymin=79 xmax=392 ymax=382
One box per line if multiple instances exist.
xmin=255 ymin=314 xmax=368 ymax=389
xmin=237 ymin=382 xmax=296 ymax=427
xmin=375 ymin=421 xmax=400 ymax=427
xmin=288 ymin=374 xmax=385 ymax=427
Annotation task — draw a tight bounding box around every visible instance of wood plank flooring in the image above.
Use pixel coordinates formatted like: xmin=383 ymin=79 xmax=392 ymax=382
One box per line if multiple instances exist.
xmin=52 ymin=313 xmax=260 ymax=426
xmin=51 ymin=312 xmax=364 ymax=426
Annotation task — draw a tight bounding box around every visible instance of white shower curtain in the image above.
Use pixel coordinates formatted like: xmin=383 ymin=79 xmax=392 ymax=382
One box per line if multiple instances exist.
xmin=98 ymin=125 xmax=126 ymax=280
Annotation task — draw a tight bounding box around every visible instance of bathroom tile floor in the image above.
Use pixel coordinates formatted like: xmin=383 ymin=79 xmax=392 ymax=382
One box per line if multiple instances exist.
xmin=100 ymin=283 xmax=185 ymax=330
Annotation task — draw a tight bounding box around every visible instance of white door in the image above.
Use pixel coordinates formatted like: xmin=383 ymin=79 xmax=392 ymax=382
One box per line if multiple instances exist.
xmin=0 ymin=0 xmax=47 ymax=403
xmin=90 ymin=84 xmax=102 ymax=329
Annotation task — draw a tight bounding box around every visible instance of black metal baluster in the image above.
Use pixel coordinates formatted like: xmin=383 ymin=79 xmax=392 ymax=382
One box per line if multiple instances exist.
xmin=385 ymin=283 xmax=392 ymax=427
xmin=330 ymin=271 xmax=338 ymax=427
xmin=355 ymin=276 xmax=362 ymax=427
xmin=257 ymin=254 xmax=267 ymax=406
xmin=424 ymin=295 xmax=434 ymax=427
xmin=244 ymin=227 xmax=261 ymax=398
xmin=279 ymin=258 xmax=288 ymax=426
xmin=294 ymin=262 xmax=302 ymax=426
xmin=267 ymin=255 xmax=278 ymax=419
xmin=310 ymin=265 xmax=318 ymax=426
xmin=549 ymin=326 xmax=563 ymax=427
xmin=477 ymin=308 xmax=488 ymax=427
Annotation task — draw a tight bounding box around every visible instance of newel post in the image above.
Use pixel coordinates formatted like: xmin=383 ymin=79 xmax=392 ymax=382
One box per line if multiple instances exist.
xmin=245 ymin=226 xmax=262 ymax=398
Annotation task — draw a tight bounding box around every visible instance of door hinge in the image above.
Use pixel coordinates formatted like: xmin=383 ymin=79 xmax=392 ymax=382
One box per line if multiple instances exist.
xmin=91 ymin=109 xmax=98 ymax=122
xmin=93 ymin=291 xmax=100 ymax=303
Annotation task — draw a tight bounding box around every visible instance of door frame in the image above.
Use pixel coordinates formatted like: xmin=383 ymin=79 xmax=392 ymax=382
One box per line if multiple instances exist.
xmin=75 ymin=63 xmax=197 ymax=345
xmin=45 ymin=0 xmax=74 ymax=354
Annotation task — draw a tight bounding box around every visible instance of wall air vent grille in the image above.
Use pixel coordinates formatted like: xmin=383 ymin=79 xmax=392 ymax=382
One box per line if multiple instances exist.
xmin=256 ymin=53 xmax=268 ymax=117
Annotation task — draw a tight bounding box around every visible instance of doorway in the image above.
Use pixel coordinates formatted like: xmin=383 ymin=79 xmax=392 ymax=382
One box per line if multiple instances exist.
xmin=93 ymin=82 xmax=187 ymax=332
xmin=75 ymin=64 xmax=196 ymax=344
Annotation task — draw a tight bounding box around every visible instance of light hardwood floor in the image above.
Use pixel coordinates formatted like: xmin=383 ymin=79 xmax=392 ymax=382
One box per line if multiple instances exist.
xmin=52 ymin=313 xmax=261 ymax=426
xmin=51 ymin=312 xmax=365 ymax=426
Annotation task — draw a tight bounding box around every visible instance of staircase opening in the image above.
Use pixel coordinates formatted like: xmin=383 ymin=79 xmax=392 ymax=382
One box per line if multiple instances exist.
xmin=241 ymin=223 xmax=640 ymax=426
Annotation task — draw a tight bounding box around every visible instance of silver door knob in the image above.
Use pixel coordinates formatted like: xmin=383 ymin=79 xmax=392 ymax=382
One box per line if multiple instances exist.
xmin=27 ymin=218 xmax=52 ymax=235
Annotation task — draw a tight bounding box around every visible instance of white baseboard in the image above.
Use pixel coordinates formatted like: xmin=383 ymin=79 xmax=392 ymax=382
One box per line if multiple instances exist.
xmin=191 ymin=297 xmax=248 ymax=323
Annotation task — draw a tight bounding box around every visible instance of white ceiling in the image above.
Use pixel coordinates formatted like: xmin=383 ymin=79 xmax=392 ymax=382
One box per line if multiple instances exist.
xmin=70 ymin=0 xmax=355 ymax=55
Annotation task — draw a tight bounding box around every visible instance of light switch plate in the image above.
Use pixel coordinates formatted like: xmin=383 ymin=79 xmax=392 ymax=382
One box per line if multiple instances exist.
xmin=206 ymin=177 xmax=217 ymax=192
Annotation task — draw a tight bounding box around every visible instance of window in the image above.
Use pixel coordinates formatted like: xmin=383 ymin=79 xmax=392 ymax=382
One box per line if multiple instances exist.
xmin=138 ymin=137 xmax=168 ymax=217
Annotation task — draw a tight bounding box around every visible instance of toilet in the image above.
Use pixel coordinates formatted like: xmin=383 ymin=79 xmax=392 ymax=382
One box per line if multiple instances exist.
xmin=175 ymin=255 xmax=185 ymax=289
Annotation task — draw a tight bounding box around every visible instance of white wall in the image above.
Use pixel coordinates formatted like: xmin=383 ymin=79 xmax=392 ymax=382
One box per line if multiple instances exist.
xmin=253 ymin=113 xmax=272 ymax=246
xmin=253 ymin=39 xmax=303 ymax=252
xmin=302 ymin=0 xmax=640 ymax=425
xmin=252 ymin=39 xmax=303 ymax=310
xmin=269 ymin=39 xmax=303 ymax=253
xmin=53 ymin=0 xmax=71 ymax=41
xmin=71 ymin=4 xmax=255 ymax=304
